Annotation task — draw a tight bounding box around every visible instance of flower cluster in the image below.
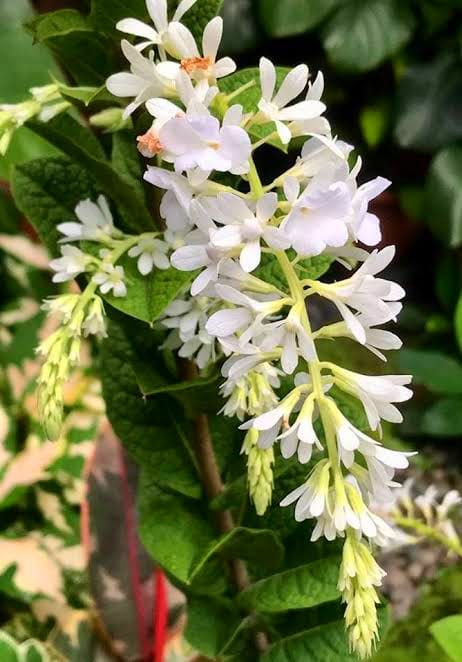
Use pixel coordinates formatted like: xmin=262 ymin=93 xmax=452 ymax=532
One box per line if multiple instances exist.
xmin=34 ymin=0 xmax=416 ymax=657
xmin=376 ymin=479 xmax=462 ymax=554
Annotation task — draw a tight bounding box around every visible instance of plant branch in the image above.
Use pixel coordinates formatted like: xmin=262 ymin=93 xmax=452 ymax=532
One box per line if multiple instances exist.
xmin=182 ymin=359 xmax=269 ymax=654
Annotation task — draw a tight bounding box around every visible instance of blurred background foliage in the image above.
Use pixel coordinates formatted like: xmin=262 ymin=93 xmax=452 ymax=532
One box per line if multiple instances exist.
xmin=1 ymin=0 xmax=462 ymax=660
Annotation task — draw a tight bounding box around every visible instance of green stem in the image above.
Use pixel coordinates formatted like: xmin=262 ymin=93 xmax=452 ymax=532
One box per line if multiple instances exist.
xmin=394 ymin=516 xmax=462 ymax=557
xmin=248 ymin=156 xmax=264 ymax=198
xmin=226 ymin=79 xmax=256 ymax=102
xmin=274 ymin=250 xmax=339 ymax=468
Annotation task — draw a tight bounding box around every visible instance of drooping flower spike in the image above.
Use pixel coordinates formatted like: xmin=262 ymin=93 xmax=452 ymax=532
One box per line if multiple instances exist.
xmin=32 ymin=2 xmax=416 ymax=658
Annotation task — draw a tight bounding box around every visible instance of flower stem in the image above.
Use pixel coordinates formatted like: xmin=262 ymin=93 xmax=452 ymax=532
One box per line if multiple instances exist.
xmin=393 ymin=516 xmax=462 ymax=557
xmin=275 ymin=250 xmax=339 ymax=468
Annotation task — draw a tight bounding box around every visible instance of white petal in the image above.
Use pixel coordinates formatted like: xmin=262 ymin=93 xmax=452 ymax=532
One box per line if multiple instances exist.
xmin=259 ymin=57 xmax=276 ymax=101
xmin=283 ymin=176 xmax=300 ymax=204
xmin=106 ymin=73 xmax=142 ymax=97
xmin=171 ymin=244 xmax=208 ymax=271
xmin=277 ymin=100 xmax=325 ymax=121
xmin=173 ymin=0 xmax=197 ymax=21
xmin=116 ymin=18 xmax=159 ymax=42
xmin=337 ymin=425 xmax=359 ymax=451
xmin=280 ymin=483 xmax=307 ymax=507
xmin=240 ymin=240 xmax=261 ymax=272
xmin=202 ymin=16 xmax=222 ymax=60
xmin=256 ymin=192 xmax=278 ymax=222
xmin=167 ymin=21 xmax=199 ymax=58
xmin=251 ymin=407 xmax=283 ymax=431
xmin=138 ymin=252 xmax=153 ymax=275
xmin=273 ymin=64 xmax=308 ymax=108
xmin=147 ymin=0 xmax=168 ymax=31
xmin=214 ymin=57 xmax=237 ymax=78
xmin=205 ymin=308 xmax=251 ymax=337
xmin=275 ymin=119 xmax=292 ymax=145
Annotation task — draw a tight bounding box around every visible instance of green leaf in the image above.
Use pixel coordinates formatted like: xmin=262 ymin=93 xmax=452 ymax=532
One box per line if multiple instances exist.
xmin=261 ymin=618 xmax=355 ymax=662
xmin=26 ymin=10 xmax=115 ymax=85
xmin=26 ymin=114 xmax=152 ymax=234
xmin=138 ymin=480 xmax=220 ymax=587
xmin=425 ymin=146 xmax=462 ymax=247
xmin=29 ymin=114 xmax=105 ymax=161
xmin=421 ymin=397 xmax=462 ymax=436
xmin=90 ymin=0 xmax=149 ymax=35
xmin=11 ymin=157 xmax=100 ymax=255
xmin=0 ymin=633 xmax=18 ymax=662
xmin=184 ymin=596 xmax=241 ymax=657
xmin=100 ymin=252 xmax=193 ymax=323
xmin=189 ymin=527 xmax=284 ymax=583
xmin=101 ymin=320 xmax=201 ymax=498
xmin=237 ymin=557 xmax=340 ymax=613
xmin=455 ymin=293 xmax=462 ymax=354
xmin=138 ymin=370 xmax=222 ymax=415
xmin=258 ymin=0 xmax=340 ymax=38
xmin=430 ymin=615 xmax=462 ymax=662
xmin=111 ymin=130 xmax=146 ymax=203
xmin=57 ymin=83 xmax=116 ymax=110
xmin=395 ymin=55 xmax=462 ymax=152
xmin=256 ymin=253 xmax=333 ymax=292
xmin=322 ymin=0 xmax=415 ymax=73
xmin=218 ymin=67 xmax=291 ymax=151
xmin=398 ymin=348 xmax=462 ymax=394
xmin=169 ymin=0 xmax=223 ymax=41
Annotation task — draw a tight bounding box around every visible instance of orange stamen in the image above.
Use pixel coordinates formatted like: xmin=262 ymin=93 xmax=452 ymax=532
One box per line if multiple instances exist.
xmin=136 ymin=130 xmax=163 ymax=157
xmin=180 ymin=56 xmax=212 ymax=74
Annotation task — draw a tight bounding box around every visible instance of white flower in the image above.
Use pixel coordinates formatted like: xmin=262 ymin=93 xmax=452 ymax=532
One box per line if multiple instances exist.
xmin=278 ymin=394 xmax=323 ymax=464
xmin=202 ymin=192 xmax=289 ymax=272
xmin=41 ymin=294 xmax=80 ymax=322
xmin=144 ymin=167 xmax=198 ymax=230
xmin=288 ymin=72 xmax=331 ymax=139
xmin=170 ymin=201 xmax=245 ymax=295
xmin=92 ymin=264 xmax=127 ymax=297
xmin=159 ymin=103 xmax=251 ymax=176
xmin=128 ymin=236 xmax=170 ymax=274
xmin=281 ymin=175 xmax=351 ymax=257
xmin=137 ymin=71 xmax=218 ymax=158
xmin=344 ymin=156 xmax=390 ymax=246
xmin=317 ymin=308 xmax=402 ymax=362
xmin=240 ymin=386 xmax=306 ymax=450
xmin=327 ymin=364 xmax=412 ymax=432
xmin=205 ymin=283 xmax=289 ymax=345
xmin=160 ymin=294 xmax=220 ymax=368
xmin=256 ymin=58 xmax=326 ymax=144
xmin=220 ymin=362 xmax=281 ymax=420
xmin=117 ymin=0 xmax=198 ymax=57
xmin=83 ymin=297 xmax=107 ymax=338
xmin=106 ymin=40 xmax=178 ymax=117
xmin=57 ymin=195 xmax=115 ymax=243
xmin=169 ymin=16 xmax=236 ymax=81
xmin=259 ymin=302 xmax=316 ymax=374
xmin=280 ymin=459 xmax=331 ymax=521
xmin=309 ymin=246 xmax=405 ymax=344
xmin=49 ymin=246 xmax=91 ymax=283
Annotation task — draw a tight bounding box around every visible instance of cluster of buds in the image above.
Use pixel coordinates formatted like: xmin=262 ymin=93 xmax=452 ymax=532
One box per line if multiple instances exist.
xmin=37 ymin=293 xmax=106 ymax=439
xmin=37 ymin=195 xmax=172 ymax=439
xmin=0 ymin=84 xmax=70 ymax=154
xmin=34 ymin=0 xmax=418 ymax=656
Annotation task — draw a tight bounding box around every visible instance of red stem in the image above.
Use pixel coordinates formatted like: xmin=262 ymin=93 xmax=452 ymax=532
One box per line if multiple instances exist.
xmin=118 ymin=444 xmax=151 ymax=660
